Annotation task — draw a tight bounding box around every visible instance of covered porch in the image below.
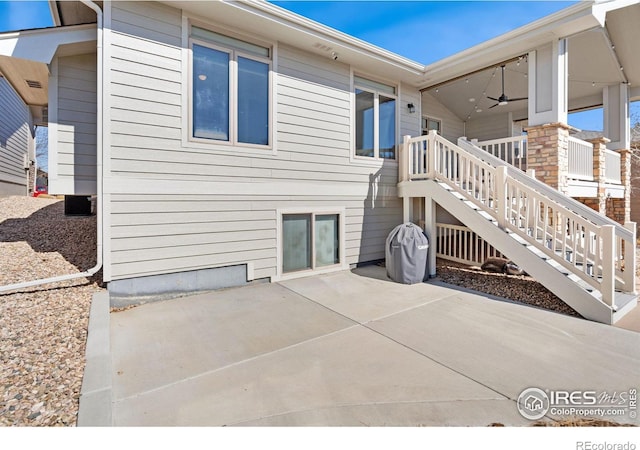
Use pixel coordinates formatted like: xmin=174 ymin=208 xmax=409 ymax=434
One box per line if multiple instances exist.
xmin=418 ymin=0 xmax=640 ymax=224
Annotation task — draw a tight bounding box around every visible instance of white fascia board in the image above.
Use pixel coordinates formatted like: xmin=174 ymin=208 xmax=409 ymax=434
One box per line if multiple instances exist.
xmin=238 ymin=1 xmax=424 ymax=73
xmin=48 ymin=0 xmax=62 ymax=27
xmin=170 ymin=0 xmax=424 ymax=80
xmin=0 ymin=24 xmax=95 ymax=63
xmin=593 ymin=0 xmax=640 ymax=25
xmin=420 ymin=2 xmax=601 ymax=89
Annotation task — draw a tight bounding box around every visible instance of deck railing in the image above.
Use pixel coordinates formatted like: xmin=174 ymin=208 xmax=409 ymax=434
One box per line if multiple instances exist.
xmin=436 ymin=222 xmax=503 ymax=266
xmin=473 ymin=136 xmax=527 ymax=171
xmin=474 ymin=135 xmax=623 ymax=185
xmin=604 ymin=149 xmax=622 ymax=184
xmin=567 ymin=136 xmax=594 ymax=181
xmin=400 ymin=131 xmax=637 ymax=309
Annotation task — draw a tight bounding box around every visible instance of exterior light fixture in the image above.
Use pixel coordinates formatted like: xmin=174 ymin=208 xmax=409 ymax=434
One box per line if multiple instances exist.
xmin=198 ymin=74 xmax=207 ymax=81
xmin=407 ymin=103 xmax=416 ymax=113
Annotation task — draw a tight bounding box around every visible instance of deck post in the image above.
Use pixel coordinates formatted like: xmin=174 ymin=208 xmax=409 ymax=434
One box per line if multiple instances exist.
xmin=496 ymin=166 xmax=508 ymax=229
xmin=399 ymin=135 xmax=410 ymax=182
xmin=624 ymin=222 xmax=637 ymax=293
xmin=402 ymin=197 xmax=411 ymax=223
xmin=601 ymin=224 xmax=616 ymax=308
xmin=424 ymin=196 xmax=437 ymax=277
xmin=427 ymin=130 xmax=437 ymax=178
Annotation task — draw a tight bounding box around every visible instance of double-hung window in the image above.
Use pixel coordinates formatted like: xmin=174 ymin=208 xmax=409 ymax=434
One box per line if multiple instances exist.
xmin=190 ymin=26 xmax=271 ymax=146
xmin=354 ymin=75 xmax=397 ymax=160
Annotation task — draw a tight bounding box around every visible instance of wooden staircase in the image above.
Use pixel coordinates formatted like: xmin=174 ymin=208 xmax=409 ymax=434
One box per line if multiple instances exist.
xmin=398 ymin=132 xmax=637 ymax=324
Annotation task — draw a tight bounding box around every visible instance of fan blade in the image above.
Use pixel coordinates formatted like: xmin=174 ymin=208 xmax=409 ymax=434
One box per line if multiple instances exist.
xmin=489 ymin=103 xmax=500 ymax=109
xmin=509 ymin=97 xmax=528 ymax=102
xmin=487 ymin=96 xmax=500 ymax=102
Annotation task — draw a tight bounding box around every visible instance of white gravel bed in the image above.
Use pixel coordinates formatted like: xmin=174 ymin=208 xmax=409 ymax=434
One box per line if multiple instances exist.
xmin=0 ymin=196 xmax=104 ymax=426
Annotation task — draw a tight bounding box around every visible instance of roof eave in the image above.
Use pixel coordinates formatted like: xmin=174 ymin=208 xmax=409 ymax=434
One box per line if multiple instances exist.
xmin=217 ymin=0 xmax=425 ymax=77
xmin=420 ymin=1 xmax=603 ymax=89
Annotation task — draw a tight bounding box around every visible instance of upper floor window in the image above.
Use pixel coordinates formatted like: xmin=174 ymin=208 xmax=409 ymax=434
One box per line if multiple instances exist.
xmin=354 ymin=75 xmax=397 ymax=160
xmin=190 ymin=26 xmax=271 ymax=146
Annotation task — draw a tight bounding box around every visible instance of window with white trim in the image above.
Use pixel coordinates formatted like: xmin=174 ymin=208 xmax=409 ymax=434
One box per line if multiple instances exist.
xmin=422 ymin=117 xmax=441 ymax=135
xmin=190 ymin=26 xmax=271 ymax=146
xmin=354 ymin=75 xmax=397 ymax=159
xmin=282 ymin=213 xmax=341 ymax=273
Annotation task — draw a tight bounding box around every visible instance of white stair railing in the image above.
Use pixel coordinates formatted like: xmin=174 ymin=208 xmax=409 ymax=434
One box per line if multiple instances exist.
xmin=400 ymin=131 xmax=637 ymax=309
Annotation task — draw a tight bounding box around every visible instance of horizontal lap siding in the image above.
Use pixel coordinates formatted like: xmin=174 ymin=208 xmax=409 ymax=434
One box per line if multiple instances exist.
xmin=106 ymin=2 xmax=413 ymax=281
xmin=465 ymin=113 xmax=511 ymax=141
xmin=54 ymin=53 xmax=97 ymax=193
xmin=421 ymin=91 xmax=464 ymax=143
xmin=0 ymin=78 xmax=30 ymax=190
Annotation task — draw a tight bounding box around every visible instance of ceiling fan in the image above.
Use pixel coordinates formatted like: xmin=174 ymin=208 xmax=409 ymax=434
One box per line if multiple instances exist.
xmin=488 ymin=65 xmax=527 ymax=108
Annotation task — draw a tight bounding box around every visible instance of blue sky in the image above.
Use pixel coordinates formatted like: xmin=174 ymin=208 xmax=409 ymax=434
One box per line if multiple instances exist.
xmin=0 ymin=0 xmax=637 ymax=130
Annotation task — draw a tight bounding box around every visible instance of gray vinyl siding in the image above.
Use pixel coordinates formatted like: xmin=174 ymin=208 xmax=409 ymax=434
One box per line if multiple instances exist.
xmin=465 ymin=113 xmax=512 ymax=141
xmin=421 ymin=91 xmax=464 ymax=143
xmin=51 ymin=53 xmax=97 ymax=195
xmin=0 ymin=77 xmax=30 ymax=195
xmin=105 ymin=1 xmax=419 ymax=282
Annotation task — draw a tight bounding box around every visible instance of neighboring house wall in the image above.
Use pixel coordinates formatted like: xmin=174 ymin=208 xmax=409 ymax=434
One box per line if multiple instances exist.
xmin=103 ymin=1 xmax=420 ymax=283
xmin=0 ymin=76 xmax=33 ymax=195
xmin=49 ymin=52 xmax=97 ymax=195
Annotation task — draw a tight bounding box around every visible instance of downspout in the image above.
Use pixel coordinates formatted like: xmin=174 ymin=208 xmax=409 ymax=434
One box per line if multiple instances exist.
xmin=0 ymin=0 xmax=104 ymax=293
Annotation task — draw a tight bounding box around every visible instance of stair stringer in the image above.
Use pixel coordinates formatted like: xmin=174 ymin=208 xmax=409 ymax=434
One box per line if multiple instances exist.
xmin=408 ymin=179 xmax=614 ymax=324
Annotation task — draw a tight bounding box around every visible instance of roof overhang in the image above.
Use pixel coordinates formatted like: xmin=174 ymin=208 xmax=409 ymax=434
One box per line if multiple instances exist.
xmin=420 ymin=1 xmax=604 ymax=90
xmin=0 ymin=24 xmax=96 ymax=106
xmin=419 ymin=0 xmax=640 ymax=123
xmin=161 ymin=0 xmax=426 ymax=86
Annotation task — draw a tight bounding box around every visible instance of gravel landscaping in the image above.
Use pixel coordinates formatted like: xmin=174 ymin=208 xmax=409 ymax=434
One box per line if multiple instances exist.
xmin=0 ymin=196 xmax=636 ymax=427
xmin=435 ymin=258 xmax=582 ymax=318
xmin=0 ymin=196 xmax=103 ymax=427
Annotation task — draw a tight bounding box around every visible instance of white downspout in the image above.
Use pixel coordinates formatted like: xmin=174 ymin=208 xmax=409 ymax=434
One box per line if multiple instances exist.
xmin=0 ymin=0 xmax=104 ymax=293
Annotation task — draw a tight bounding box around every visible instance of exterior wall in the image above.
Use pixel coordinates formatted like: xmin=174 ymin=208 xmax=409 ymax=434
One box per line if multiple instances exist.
xmin=104 ymin=1 xmax=420 ymax=282
xmin=465 ymin=113 xmax=512 ymax=142
xmin=420 ymin=91 xmax=464 ymax=143
xmin=0 ymin=77 xmax=32 ymax=196
xmin=49 ymin=53 xmax=97 ymax=196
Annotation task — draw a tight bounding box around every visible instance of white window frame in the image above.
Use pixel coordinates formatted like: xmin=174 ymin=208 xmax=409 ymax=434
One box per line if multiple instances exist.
xmin=275 ymin=207 xmax=348 ymax=281
xmin=351 ymin=72 xmax=399 ymax=163
xmin=184 ymin=19 xmax=275 ymax=153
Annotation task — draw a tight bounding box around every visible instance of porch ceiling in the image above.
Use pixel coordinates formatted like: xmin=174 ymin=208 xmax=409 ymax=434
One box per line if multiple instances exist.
xmin=423 ymin=2 xmax=640 ymax=124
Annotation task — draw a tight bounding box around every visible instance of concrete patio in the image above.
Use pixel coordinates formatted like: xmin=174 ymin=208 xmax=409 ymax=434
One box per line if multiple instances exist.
xmin=78 ymin=266 xmax=640 ymax=426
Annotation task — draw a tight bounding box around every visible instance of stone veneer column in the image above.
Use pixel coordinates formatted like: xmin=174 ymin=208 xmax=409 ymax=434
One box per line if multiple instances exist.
xmin=525 ymin=123 xmax=570 ymax=195
xmin=608 ymin=148 xmax=631 ymax=224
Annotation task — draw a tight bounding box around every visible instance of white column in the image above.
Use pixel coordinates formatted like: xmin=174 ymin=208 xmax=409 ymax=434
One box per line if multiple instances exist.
xmin=528 ymin=39 xmax=568 ymax=126
xmin=604 ymin=83 xmax=630 ymax=150
xmin=424 ymin=197 xmax=437 ymax=277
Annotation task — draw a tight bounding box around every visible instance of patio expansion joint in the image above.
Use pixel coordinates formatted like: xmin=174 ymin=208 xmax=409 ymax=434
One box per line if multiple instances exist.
xmin=113 ymin=323 xmax=362 ymax=404
xmin=277 ymin=284 xmax=512 ymax=402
